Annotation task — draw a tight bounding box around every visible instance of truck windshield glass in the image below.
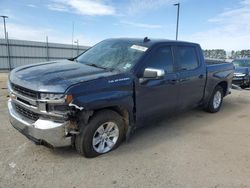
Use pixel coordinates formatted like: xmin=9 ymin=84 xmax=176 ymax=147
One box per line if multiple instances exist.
xmin=76 ymin=40 xmax=147 ymax=71
xmin=233 ymin=59 xmax=250 ymax=67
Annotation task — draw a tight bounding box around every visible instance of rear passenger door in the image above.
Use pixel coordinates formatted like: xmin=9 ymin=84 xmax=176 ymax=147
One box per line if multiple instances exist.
xmin=174 ymin=45 xmax=206 ymax=109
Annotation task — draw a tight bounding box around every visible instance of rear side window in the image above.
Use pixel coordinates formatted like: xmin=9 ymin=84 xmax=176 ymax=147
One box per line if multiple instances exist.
xmin=176 ymin=46 xmax=199 ymax=70
xmin=143 ymin=46 xmax=174 ymax=73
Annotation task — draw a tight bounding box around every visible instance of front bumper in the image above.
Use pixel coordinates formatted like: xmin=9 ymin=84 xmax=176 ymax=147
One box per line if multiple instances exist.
xmin=232 ymin=77 xmax=249 ymax=86
xmin=8 ymin=99 xmax=72 ymax=147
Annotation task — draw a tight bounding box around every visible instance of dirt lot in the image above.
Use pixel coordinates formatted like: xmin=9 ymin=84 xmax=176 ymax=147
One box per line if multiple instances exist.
xmin=0 ymin=73 xmax=250 ymax=188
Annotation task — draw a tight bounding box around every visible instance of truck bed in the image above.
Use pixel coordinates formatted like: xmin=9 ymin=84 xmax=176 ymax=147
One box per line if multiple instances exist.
xmin=205 ymin=60 xmax=234 ymax=100
xmin=206 ymin=60 xmax=234 ymax=73
xmin=205 ymin=58 xmax=227 ymax=65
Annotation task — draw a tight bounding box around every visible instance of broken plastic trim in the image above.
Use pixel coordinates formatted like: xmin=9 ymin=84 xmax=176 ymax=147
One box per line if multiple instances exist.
xmin=69 ymin=102 xmax=84 ymax=111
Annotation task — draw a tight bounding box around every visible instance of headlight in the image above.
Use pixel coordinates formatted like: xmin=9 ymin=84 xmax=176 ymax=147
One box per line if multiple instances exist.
xmin=39 ymin=93 xmax=73 ymax=104
xmin=234 ymin=73 xmax=246 ymax=77
xmin=40 ymin=93 xmax=65 ymax=100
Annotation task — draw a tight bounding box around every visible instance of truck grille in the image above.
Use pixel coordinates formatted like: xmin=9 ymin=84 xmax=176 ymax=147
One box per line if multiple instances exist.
xmin=11 ymin=83 xmax=37 ymax=99
xmin=15 ymin=104 xmax=39 ymax=121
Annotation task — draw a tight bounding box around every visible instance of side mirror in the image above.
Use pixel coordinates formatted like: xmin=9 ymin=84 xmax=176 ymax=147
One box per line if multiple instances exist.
xmin=140 ymin=68 xmax=165 ymax=84
xmin=143 ymin=68 xmax=165 ymax=79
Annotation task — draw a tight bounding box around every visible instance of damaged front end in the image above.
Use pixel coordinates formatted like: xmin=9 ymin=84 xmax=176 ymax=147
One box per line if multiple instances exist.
xmin=7 ymin=81 xmax=83 ymax=148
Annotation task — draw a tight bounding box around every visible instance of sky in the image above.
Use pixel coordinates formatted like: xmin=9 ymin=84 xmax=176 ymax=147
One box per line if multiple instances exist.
xmin=0 ymin=0 xmax=250 ymax=50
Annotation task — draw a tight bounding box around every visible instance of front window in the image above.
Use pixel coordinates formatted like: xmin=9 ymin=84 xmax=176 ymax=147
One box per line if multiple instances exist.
xmin=76 ymin=39 xmax=148 ymax=72
xmin=233 ymin=59 xmax=250 ymax=67
xmin=141 ymin=46 xmax=174 ymax=73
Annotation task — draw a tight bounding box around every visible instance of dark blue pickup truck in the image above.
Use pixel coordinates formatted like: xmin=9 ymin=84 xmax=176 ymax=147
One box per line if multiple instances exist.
xmin=8 ymin=38 xmax=234 ymax=157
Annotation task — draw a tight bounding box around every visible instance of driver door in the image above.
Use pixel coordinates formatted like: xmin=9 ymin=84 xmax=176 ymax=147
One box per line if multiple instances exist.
xmin=135 ymin=45 xmax=180 ymax=122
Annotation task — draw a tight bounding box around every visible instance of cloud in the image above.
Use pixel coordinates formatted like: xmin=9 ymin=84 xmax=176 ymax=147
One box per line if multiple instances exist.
xmin=184 ymin=0 xmax=250 ymax=51
xmin=47 ymin=3 xmax=68 ymax=12
xmin=48 ymin=0 xmax=116 ymax=16
xmin=0 ymin=23 xmax=54 ymax=41
xmin=128 ymin=0 xmax=176 ymax=14
xmin=242 ymin=0 xmax=250 ymax=5
xmin=0 ymin=23 xmax=96 ymax=46
xmin=27 ymin=4 xmax=37 ymax=8
xmin=121 ymin=21 xmax=163 ymax=29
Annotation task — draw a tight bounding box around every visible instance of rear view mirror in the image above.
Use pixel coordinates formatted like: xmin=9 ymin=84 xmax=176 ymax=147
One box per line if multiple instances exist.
xmin=143 ymin=68 xmax=165 ymax=79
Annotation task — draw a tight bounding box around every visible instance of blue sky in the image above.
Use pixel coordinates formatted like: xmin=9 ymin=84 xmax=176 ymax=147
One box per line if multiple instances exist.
xmin=0 ymin=0 xmax=250 ymax=50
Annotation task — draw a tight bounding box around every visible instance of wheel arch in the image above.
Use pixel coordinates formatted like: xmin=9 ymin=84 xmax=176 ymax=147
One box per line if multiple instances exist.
xmin=95 ymin=106 xmax=131 ymax=132
xmin=77 ymin=106 xmax=133 ymax=134
xmin=217 ymin=81 xmax=228 ymax=96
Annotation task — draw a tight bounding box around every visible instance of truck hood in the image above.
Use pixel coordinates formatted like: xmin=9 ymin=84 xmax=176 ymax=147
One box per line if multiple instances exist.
xmin=234 ymin=67 xmax=250 ymax=75
xmin=10 ymin=60 xmax=117 ymax=93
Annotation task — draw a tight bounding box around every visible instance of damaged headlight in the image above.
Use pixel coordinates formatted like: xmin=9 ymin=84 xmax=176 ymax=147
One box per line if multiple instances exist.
xmin=40 ymin=93 xmax=65 ymax=100
xmin=40 ymin=94 xmax=74 ymax=115
xmin=39 ymin=93 xmax=73 ymax=104
xmin=47 ymin=104 xmax=70 ymax=114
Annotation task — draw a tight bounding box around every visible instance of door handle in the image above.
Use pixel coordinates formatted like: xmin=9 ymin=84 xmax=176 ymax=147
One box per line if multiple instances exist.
xmin=179 ymin=78 xmax=189 ymax=82
xmin=199 ymin=74 xmax=204 ymax=79
xmin=169 ymin=79 xmax=178 ymax=84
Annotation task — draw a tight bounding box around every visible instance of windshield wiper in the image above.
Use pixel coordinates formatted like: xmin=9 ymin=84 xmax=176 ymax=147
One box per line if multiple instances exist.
xmin=86 ymin=63 xmax=116 ymax=72
xmin=68 ymin=57 xmax=75 ymax=61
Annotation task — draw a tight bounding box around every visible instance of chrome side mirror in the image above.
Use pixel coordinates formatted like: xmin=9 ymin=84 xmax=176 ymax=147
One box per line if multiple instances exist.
xmin=139 ymin=68 xmax=165 ymax=84
xmin=143 ymin=68 xmax=165 ymax=79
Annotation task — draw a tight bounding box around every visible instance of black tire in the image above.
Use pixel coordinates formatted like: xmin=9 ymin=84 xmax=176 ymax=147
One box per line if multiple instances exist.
xmin=205 ymin=85 xmax=224 ymax=113
xmin=75 ymin=110 xmax=125 ymax=158
xmin=240 ymin=81 xmax=250 ymax=89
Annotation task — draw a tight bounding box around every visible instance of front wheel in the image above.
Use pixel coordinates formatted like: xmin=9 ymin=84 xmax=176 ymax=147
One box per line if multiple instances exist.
xmin=205 ymin=85 xmax=224 ymax=113
xmin=75 ymin=110 xmax=125 ymax=158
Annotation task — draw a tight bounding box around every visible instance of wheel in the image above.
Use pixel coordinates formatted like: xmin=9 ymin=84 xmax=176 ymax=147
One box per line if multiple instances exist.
xmin=75 ymin=110 xmax=125 ymax=158
xmin=241 ymin=85 xmax=247 ymax=89
xmin=205 ymin=85 xmax=224 ymax=113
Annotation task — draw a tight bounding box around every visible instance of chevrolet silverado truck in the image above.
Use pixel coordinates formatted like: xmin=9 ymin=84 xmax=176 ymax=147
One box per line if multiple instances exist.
xmin=232 ymin=58 xmax=250 ymax=89
xmin=8 ymin=38 xmax=234 ymax=157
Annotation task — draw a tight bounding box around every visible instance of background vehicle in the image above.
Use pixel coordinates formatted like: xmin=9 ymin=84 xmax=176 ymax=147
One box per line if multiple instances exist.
xmin=8 ymin=38 xmax=234 ymax=157
xmin=232 ymin=58 xmax=250 ymax=89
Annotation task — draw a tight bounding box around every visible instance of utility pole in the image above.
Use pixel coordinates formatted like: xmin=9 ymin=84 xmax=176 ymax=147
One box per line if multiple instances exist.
xmin=0 ymin=15 xmax=8 ymax=39
xmin=71 ymin=21 xmax=74 ymax=57
xmin=46 ymin=36 xmax=49 ymax=61
xmin=174 ymin=3 xmax=180 ymax=40
xmin=74 ymin=40 xmax=79 ymax=56
xmin=1 ymin=15 xmax=11 ymax=70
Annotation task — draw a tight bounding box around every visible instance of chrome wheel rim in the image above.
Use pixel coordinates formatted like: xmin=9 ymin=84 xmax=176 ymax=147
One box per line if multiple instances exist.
xmin=213 ymin=91 xmax=222 ymax=109
xmin=92 ymin=122 xmax=119 ymax=154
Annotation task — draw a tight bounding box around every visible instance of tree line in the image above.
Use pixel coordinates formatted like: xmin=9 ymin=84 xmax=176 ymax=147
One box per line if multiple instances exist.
xmin=203 ymin=49 xmax=250 ymax=59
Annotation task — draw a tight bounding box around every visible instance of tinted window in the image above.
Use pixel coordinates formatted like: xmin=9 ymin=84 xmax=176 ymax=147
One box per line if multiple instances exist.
xmin=143 ymin=46 xmax=174 ymax=73
xmin=176 ymin=46 xmax=199 ymax=70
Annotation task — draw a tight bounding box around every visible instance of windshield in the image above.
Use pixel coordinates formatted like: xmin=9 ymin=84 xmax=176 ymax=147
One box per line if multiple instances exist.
xmin=233 ymin=59 xmax=250 ymax=67
xmin=76 ymin=40 xmax=147 ymax=72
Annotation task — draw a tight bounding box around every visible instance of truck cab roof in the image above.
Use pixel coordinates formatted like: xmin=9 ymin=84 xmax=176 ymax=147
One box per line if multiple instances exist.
xmin=106 ymin=38 xmax=200 ymax=48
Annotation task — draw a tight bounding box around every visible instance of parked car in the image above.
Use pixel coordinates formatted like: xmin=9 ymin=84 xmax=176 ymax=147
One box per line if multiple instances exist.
xmin=232 ymin=58 xmax=250 ymax=88
xmin=7 ymin=38 xmax=234 ymax=157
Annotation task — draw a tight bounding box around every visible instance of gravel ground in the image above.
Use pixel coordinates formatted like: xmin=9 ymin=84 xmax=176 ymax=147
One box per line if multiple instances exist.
xmin=0 ymin=73 xmax=250 ymax=188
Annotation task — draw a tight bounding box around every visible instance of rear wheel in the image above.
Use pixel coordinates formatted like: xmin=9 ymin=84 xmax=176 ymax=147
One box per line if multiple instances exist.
xmin=205 ymin=85 xmax=224 ymax=113
xmin=241 ymin=83 xmax=250 ymax=89
xmin=75 ymin=110 xmax=125 ymax=158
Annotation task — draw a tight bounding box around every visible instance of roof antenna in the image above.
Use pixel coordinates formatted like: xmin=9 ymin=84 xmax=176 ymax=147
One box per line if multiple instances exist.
xmin=143 ymin=37 xmax=150 ymax=43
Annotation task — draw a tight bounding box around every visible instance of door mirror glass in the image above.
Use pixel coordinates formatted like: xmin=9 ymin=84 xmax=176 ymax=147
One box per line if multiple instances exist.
xmin=143 ymin=68 xmax=165 ymax=79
